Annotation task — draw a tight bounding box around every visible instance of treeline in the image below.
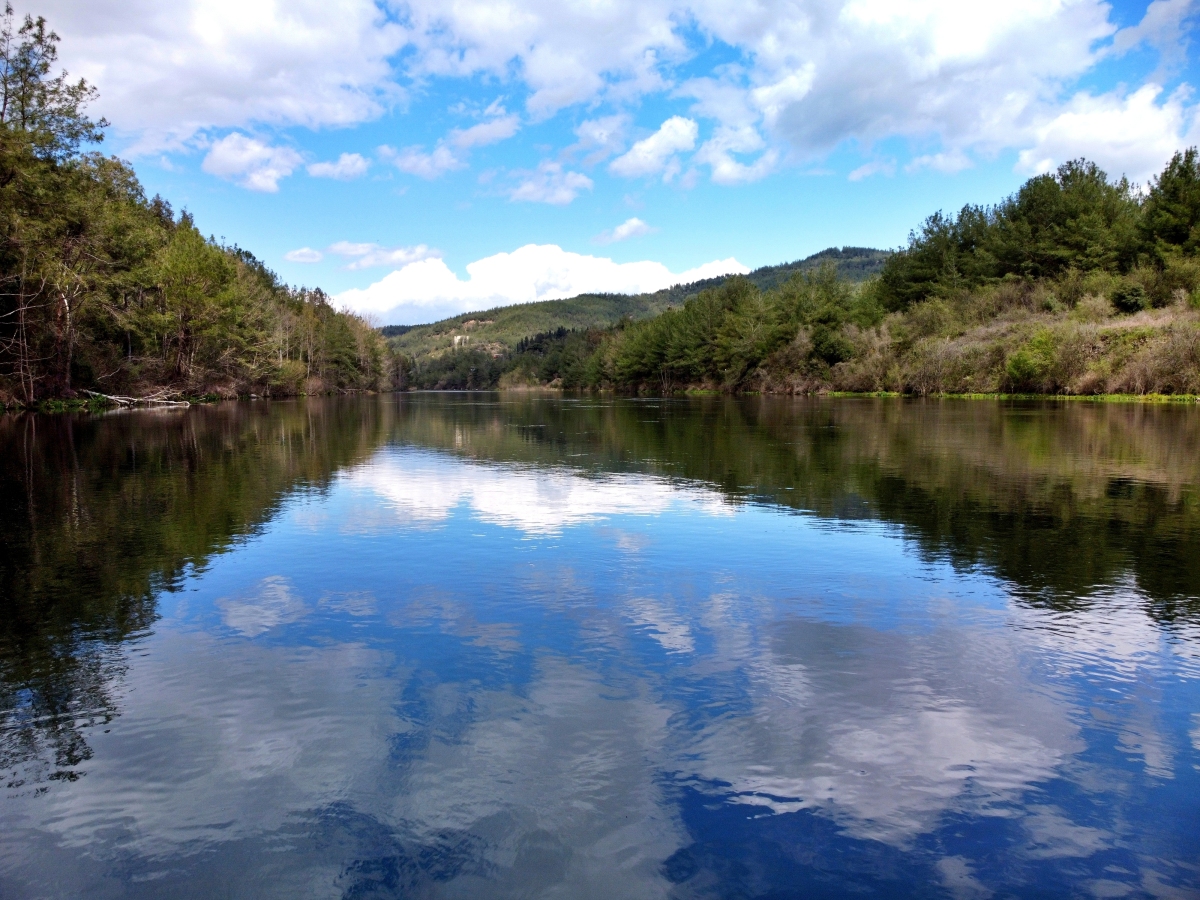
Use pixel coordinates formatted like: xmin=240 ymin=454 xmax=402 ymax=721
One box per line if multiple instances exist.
xmin=0 ymin=9 xmax=395 ymax=407
xmin=407 ymin=154 xmax=1200 ymax=395
xmin=877 ymin=157 xmax=1196 ymax=310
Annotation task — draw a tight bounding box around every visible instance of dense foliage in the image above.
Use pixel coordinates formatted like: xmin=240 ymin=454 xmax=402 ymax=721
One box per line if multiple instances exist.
xmin=405 ymin=154 xmax=1200 ymax=396
xmin=388 ymin=247 xmax=888 ymax=366
xmin=0 ymin=8 xmax=392 ymax=406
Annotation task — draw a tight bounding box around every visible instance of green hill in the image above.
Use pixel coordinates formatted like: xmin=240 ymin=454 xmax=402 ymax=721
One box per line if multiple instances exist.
xmin=385 ymin=246 xmax=888 ymax=360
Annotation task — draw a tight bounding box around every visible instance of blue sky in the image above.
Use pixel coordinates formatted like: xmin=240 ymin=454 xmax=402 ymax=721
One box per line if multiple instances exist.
xmin=29 ymin=0 xmax=1200 ymax=324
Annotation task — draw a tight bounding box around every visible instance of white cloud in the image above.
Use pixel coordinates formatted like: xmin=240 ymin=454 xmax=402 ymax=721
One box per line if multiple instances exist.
xmin=334 ymin=243 xmax=748 ymax=323
xmin=1016 ymin=84 xmax=1200 ymax=183
xmin=327 ymin=241 xmax=441 ymax=271
xmin=609 ymin=116 xmax=698 ymax=179
xmin=284 ymin=247 xmax=324 ymax=263
xmin=379 ymin=143 xmax=464 ymax=179
xmin=399 ymin=0 xmax=682 ymax=119
xmin=906 ymin=149 xmax=972 ymax=174
xmin=33 ymin=0 xmax=406 ymax=151
xmin=695 ymin=125 xmax=777 ymax=185
xmin=572 ymin=114 xmax=630 ymax=162
xmin=33 ymin=0 xmax=1200 ymax=184
xmin=378 ymin=111 xmax=518 ymax=181
xmin=848 ymin=159 xmax=897 ymax=182
xmin=509 ymin=161 xmax=593 ymax=204
xmin=677 ymin=77 xmax=758 ymax=131
xmin=200 ymin=133 xmax=302 ymax=192
xmin=750 ymin=68 xmax=816 ymax=128
xmin=450 ymin=114 xmax=521 ymax=149
xmin=306 ymin=152 xmax=369 ymax=180
xmin=1111 ymin=0 xmax=1198 ymax=70
xmin=595 ymin=217 xmax=654 ymax=244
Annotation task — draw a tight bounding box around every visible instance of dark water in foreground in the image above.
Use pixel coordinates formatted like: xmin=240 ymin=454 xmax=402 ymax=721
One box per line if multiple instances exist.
xmin=2 ymin=394 xmax=1199 ymax=899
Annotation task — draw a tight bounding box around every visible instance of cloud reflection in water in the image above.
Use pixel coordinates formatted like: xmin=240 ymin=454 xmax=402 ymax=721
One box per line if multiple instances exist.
xmin=347 ymin=449 xmax=733 ymax=534
xmin=3 ymin=435 xmax=1198 ymax=898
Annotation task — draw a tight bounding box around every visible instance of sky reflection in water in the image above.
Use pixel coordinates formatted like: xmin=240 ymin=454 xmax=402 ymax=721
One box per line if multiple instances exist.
xmin=1 ymin=396 xmax=1199 ymax=899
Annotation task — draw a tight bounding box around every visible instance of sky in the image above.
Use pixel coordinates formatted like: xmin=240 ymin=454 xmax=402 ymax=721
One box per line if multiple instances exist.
xmin=23 ymin=0 xmax=1200 ymax=324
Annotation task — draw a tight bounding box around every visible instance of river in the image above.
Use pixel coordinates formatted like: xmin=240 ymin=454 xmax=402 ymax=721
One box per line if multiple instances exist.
xmin=2 ymin=394 xmax=1198 ymax=898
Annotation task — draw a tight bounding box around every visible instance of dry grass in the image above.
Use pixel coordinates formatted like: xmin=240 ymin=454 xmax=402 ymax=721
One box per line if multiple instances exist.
xmin=756 ymin=290 xmax=1200 ymax=397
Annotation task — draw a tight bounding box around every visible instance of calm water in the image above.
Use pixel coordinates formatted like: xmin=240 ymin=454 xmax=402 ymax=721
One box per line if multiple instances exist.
xmin=2 ymin=394 xmax=1199 ymax=899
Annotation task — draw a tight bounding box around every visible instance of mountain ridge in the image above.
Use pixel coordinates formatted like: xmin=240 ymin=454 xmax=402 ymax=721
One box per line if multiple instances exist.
xmin=383 ymin=246 xmax=889 ymax=359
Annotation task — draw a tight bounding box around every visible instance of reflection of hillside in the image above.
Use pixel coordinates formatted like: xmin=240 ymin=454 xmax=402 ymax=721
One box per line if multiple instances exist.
xmin=392 ymin=395 xmax=1200 ymax=615
xmin=0 ymin=399 xmax=391 ymax=787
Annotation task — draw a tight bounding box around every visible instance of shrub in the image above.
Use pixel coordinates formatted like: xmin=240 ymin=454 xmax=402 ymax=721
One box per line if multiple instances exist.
xmin=1070 ymin=294 xmax=1114 ymax=322
xmin=1112 ymin=284 xmax=1147 ymax=314
xmin=1005 ymin=329 xmax=1057 ymax=390
xmin=1006 ymin=350 xmax=1043 ymax=389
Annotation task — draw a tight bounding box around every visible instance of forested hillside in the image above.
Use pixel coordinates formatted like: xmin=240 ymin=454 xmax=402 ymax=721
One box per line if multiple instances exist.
xmin=404 ymin=155 xmax=1200 ymax=395
xmin=0 ymin=9 xmax=393 ymax=408
xmin=387 ymin=247 xmax=888 ymax=384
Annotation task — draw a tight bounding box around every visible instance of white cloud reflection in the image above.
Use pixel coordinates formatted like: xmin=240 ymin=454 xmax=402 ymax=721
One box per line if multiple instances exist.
xmin=672 ymin=605 xmax=1079 ymax=846
xmin=6 ymin=446 xmax=1196 ymax=896
xmin=347 ymin=450 xmax=732 ymax=534
xmin=216 ymin=575 xmax=310 ymax=636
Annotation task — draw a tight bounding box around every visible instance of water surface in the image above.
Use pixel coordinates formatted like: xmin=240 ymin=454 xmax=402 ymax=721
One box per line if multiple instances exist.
xmin=2 ymin=394 xmax=1199 ymax=898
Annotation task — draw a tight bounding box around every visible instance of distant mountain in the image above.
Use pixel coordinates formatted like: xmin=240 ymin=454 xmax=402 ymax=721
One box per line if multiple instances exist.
xmin=384 ymin=246 xmax=889 ymax=358
xmin=384 ymin=293 xmax=673 ymax=359
xmin=746 ymin=246 xmax=891 ymax=290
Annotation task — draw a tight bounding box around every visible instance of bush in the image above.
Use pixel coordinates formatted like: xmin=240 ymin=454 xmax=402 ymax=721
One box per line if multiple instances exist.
xmin=1112 ymin=284 xmax=1147 ymax=314
xmin=1005 ymin=330 xmax=1057 ymax=390
xmin=1006 ymin=350 xmax=1043 ymax=390
xmin=1070 ymin=294 xmax=1114 ymax=322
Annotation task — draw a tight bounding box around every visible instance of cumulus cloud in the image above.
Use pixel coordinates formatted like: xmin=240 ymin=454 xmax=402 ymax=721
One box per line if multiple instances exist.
xmin=449 ymin=113 xmax=521 ymax=149
xmin=609 ymin=116 xmax=697 ymax=179
xmin=284 ymin=247 xmax=324 ymax=263
xmin=334 ymin=243 xmax=748 ymax=323
xmin=327 ymin=241 xmax=440 ymax=271
xmin=32 ymin=0 xmax=406 ymax=151
xmin=571 ymin=114 xmax=630 ymax=163
xmin=33 ymin=0 xmax=1200 ymax=184
xmin=201 ymin=133 xmax=302 ymax=192
xmin=848 ymin=159 xmax=897 ymax=182
xmin=377 ymin=109 xmax=518 ymax=181
xmin=595 ymin=217 xmax=654 ymax=244
xmin=398 ymin=0 xmax=682 ymax=119
xmin=378 ymin=143 xmax=463 ymax=179
xmin=906 ymin=149 xmax=972 ymax=175
xmin=1017 ymin=84 xmax=1200 ymax=183
xmin=1111 ymin=0 xmax=1198 ymax=71
xmin=306 ymin=152 xmax=369 ymax=180
xmin=509 ymin=161 xmax=593 ymax=204
xmin=695 ymin=125 xmax=776 ymax=185
xmin=750 ymin=68 xmax=816 ymax=129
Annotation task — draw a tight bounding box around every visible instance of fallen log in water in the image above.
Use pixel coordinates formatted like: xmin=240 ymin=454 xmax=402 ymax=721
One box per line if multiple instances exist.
xmin=83 ymin=390 xmax=191 ymax=408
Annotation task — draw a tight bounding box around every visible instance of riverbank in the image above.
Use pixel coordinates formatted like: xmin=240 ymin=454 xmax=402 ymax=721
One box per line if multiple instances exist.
xmin=12 ymin=388 xmax=1200 ymax=415
xmin=1 ymin=387 xmax=389 ymax=414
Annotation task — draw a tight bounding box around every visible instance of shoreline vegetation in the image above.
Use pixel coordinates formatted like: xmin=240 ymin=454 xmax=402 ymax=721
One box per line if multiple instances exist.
xmin=3 ymin=9 xmax=1199 ymax=413
xmin=0 ymin=9 xmax=400 ymax=412
xmin=16 ymin=389 xmax=1198 ymax=416
xmin=396 ymin=152 xmax=1200 ymax=398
